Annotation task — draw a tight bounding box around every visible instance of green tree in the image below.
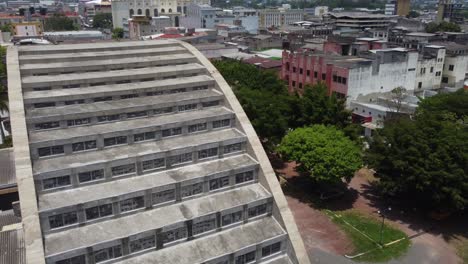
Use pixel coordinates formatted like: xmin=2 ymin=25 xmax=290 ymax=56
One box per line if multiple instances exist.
xmin=112 ymin=27 xmax=124 ymax=40
xmin=366 ymin=90 xmax=468 ymax=212
xmin=0 ymin=24 xmax=12 ymax=33
xmin=407 ymin=10 xmax=420 ymax=18
xmin=213 ymin=60 xmax=293 ymax=146
xmin=426 ymin=21 xmax=461 ymax=33
xmin=45 ymin=14 xmax=78 ymax=31
xmin=278 ymin=125 xmax=362 ymax=184
xmin=93 ymin=13 xmax=113 ymax=29
xmin=297 ymin=83 xmax=351 ymax=128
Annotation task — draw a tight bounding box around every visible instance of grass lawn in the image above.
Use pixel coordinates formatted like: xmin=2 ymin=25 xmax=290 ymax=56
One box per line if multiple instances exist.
xmin=327 ymin=210 xmax=411 ymax=262
xmin=450 ymin=235 xmax=468 ymax=263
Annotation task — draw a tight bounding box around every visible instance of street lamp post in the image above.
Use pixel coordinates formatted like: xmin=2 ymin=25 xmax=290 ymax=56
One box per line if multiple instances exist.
xmin=378 ymin=207 xmax=391 ymax=246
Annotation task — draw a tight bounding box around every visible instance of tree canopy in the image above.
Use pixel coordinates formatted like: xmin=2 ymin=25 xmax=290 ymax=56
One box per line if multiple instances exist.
xmin=407 ymin=11 xmax=420 ymax=18
xmin=45 ymin=14 xmax=78 ymax=31
xmin=426 ymin=21 xmax=461 ymax=33
xmin=112 ymin=27 xmax=124 ymax=39
xmin=366 ymin=90 xmax=468 ymax=212
xmin=278 ymin=125 xmax=362 ymax=184
xmin=93 ymin=13 xmax=113 ymax=29
xmin=213 ymin=60 xmax=353 ymax=148
xmin=296 ymin=83 xmax=351 ymax=128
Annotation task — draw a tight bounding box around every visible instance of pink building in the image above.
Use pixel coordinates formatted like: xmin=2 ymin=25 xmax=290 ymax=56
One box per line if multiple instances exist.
xmin=281 ymin=47 xmax=419 ymax=100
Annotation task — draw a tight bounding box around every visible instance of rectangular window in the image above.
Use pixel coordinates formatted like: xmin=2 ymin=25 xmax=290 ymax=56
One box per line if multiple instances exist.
xmin=85 ymin=204 xmax=113 ymax=220
xmin=154 ymin=107 xmax=173 ymax=115
xmin=202 ymin=101 xmax=219 ymax=107
xmin=49 ymin=211 xmax=77 ymax=229
xmin=115 ymin=80 xmax=131 ymax=84
xmin=209 ymin=176 xmax=230 ymax=190
xmin=436 ymin=71 xmax=441 ymax=76
xmin=168 ymin=88 xmax=187 ymax=94
xmin=193 ymin=85 xmax=208 ymax=91
xmin=33 ymin=87 xmax=51 ymax=91
xmin=224 ymin=143 xmax=242 ymax=154
xmin=78 ymin=169 xmax=104 ymax=183
xmin=34 ymin=121 xmax=60 ymax=130
xmin=235 ymin=171 xmax=254 ymax=184
xmin=442 ymin=77 xmax=449 ymax=83
xmin=120 ymin=94 xmax=139 ymax=99
xmin=213 ymin=119 xmax=230 ymax=128
xmin=104 ymin=136 xmax=127 ymax=147
xmin=152 ymin=189 xmax=175 ymax=205
xmin=142 ymin=158 xmax=165 ymax=171
xmin=222 ymin=210 xmax=242 ymax=226
xmin=126 ymin=111 xmax=147 ymax=119
xmin=162 ymin=127 xmax=182 ymax=137
xmin=188 ymin=123 xmax=207 ymax=133
xmin=43 ymin=175 xmax=70 ymax=190
xmin=62 ymin=84 xmax=80 ymax=89
xmin=430 ymin=67 xmax=434 ymax=73
xmin=198 ymin=147 xmax=218 ymax=159
xmin=299 ymin=68 xmax=303 ymax=74
xmin=192 ymin=216 xmax=216 ymax=235
xmin=56 ymin=255 xmax=86 ymax=264
xmin=72 ymin=140 xmax=97 ymax=152
xmin=181 ymin=182 xmax=203 ymax=198
xmin=418 ymin=82 xmax=422 ymax=89
xmin=134 ymin=131 xmax=156 ymax=142
xmin=130 ymin=235 xmax=156 ymax=253
xmin=111 ymin=164 xmax=136 ymax=176
xmin=449 ymin=65 xmax=454 ymax=71
xmin=333 ymin=75 xmax=337 ymax=82
xmin=342 ymin=77 xmax=347 ymax=84
xmin=97 ymin=114 xmax=120 ymax=123
xmin=67 ymin=118 xmax=91 ymax=127
xmin=94 ymin=96 xmax=113 ymax=102
xmin=120 ymin=196 xmax=144 ymax=212
xmin=168 ymin=153 xmax=192 ymax=165
xmin=178 ymin=103 xmax=197 ymax=112
xmin=248 ymin=203 xmax=268 ymax=218
xmin=314 ymin=71 xmax=318 ymax=78
xmin=292 ymin=81 xmax=296 ymax=87
xmin=235 ymin=251 xmax=256 ymax=264
xmin=64 ymin=99 xmax=85 ymax=105
xmin=38 ymin=145 xmax=64 ymax=157
xmin=34 ymin=102 xmax=55 ymax=108
xmin=94 ymin=245 xmax=122 ymax=263
xmin=90 ymin=82 xmax=106 ymax=87
xmin=262 ymin=242 xmax=281 ymax=257
xmin=322 ymin=73 xmax=326 ymax=80
xmin=408 ymin=68 xmax=415 ymax=71
xmin=147 ymin=91 xmax=164 ymax=96
xmin=306 ymin=70 xmax=310 ymax=76
xmin=162 ymin=226 xmax=187 ymax=244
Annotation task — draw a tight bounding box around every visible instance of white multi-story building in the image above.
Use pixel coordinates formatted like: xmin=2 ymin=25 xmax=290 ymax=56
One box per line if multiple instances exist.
xmin=7 ymin=40 xmax=310 ymax=264
xmin=438 ymin=42 xmax=468 ymax=88
xmin=415 ymin=45 xmax=446 ymax=91
xmin=112 ymin=0 xmax=210 ymax=29
xmin=182 ymin=5 xmax=258 ymax=34
xmin=314 ymin=6 xmax=328 ymax=17
xmin=258 ymin=9 xmax=304 ymax=29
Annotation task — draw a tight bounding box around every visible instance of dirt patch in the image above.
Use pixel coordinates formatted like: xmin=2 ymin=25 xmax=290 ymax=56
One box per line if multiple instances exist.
xmin=286 ymin=195 xmax=354 ymax=255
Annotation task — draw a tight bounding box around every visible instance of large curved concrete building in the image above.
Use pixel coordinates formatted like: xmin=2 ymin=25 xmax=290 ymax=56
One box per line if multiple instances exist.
xmin=7 ymin=40 xmax=309 ymax=264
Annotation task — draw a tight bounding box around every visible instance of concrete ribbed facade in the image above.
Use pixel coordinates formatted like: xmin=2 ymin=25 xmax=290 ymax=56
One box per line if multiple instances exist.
xmin=8 ymin=40 xmax=309 ymax=264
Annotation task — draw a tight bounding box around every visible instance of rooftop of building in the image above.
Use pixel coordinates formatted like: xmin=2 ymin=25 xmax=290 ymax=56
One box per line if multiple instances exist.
xmin=242 ymin=56 xmax=282 ymax=69
xmin=328 ymin=12 xmax=393 ymax=19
